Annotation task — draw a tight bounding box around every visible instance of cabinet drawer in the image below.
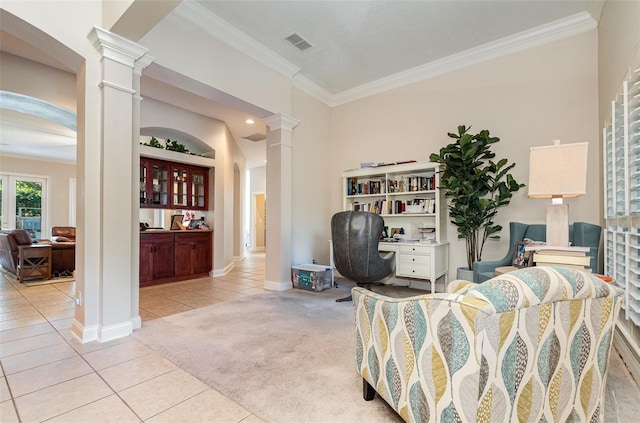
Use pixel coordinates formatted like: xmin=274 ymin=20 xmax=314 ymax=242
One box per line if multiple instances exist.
xmin=175 ymin=231 xmax=211 ymax=243
xmin=140 ymin=233 xmax=174 ymax=244
xmin=397 ymin=262 xmax=430 ymax=278
xmin=399 ymin=245 xmax=431 ymax=255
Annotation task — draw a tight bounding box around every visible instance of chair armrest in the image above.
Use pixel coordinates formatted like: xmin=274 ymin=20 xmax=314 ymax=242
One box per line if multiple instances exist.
xmin=473 ymin=256 xmax=512 ymax=282
xmin=352 ymin=286 xmax=490 ymax=421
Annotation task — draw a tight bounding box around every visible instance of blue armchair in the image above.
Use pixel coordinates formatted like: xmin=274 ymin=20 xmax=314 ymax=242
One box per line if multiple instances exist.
xmin=472 ymin=221 xmax=602 ymax=283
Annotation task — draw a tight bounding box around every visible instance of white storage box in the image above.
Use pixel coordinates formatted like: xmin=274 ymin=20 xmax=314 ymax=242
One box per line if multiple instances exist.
xmin=291 ymin=264 xmax=333 ymax=292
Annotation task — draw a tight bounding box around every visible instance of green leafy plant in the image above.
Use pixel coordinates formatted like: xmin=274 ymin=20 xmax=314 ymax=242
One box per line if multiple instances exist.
xmin=429 ymin=125 xmax=525 ymax=270
xmin=164 ymin=138 xmax=190 ymax=154
xmin=140 ymin=136 xmax=205 ymax=156
xmin=144 ymin=136 xmax=164 ymax=149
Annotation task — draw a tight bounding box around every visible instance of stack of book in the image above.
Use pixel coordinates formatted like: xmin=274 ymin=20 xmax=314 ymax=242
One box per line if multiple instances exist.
xmin=525 ymin=245 xmax=591 ymax=272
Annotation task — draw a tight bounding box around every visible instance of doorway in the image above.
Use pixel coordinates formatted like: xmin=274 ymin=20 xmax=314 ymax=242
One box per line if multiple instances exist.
xmin=0 ymin=174 xmax=48 ymax=238
xmin=252 ymin=193 xmax=266 ymax=252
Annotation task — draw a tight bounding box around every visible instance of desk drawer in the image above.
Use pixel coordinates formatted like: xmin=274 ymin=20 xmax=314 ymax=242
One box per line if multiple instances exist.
xmin=399 ymin=245 xmax=431 ymax=255
xmin=397 ymin=261 xmax=430 ymax=278
xmin=399 ymin=254 xmax=430 ymax=265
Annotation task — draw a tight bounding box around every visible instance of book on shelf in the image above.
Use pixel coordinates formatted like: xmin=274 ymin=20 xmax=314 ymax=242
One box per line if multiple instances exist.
xmin=532 ymin=253 xmax=591 ymax=266
xmin=524 ymin=245 xmax=590 ymax=254
xmin=346 ymin=177 xmax=386 ymax=196
xmin=535 ymin=262 xmax=592 ymax=272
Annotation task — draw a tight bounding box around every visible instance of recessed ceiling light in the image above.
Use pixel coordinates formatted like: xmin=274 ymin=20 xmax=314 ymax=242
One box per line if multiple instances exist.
xmin=246 ymin=119 xmax=255 ymax=124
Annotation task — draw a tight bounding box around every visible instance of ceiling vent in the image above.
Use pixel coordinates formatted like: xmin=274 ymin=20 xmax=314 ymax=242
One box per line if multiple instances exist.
xmin=285 ymin=33 xmax=312 ymax=51
xmin=243 ymin=133 xmax=266 ymax=142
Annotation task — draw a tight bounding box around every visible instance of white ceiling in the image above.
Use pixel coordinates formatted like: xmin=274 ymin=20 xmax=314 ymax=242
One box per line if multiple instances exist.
xmin=195 ymin=0 xmax=596 ymax=95
xmin=0 ymin=0 xmax=600 ymax=167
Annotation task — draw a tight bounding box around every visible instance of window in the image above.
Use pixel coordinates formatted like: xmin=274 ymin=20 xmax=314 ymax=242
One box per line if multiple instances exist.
xmin=603 ymin=52 xmax=640 ymax=327
xmin=0 ymin=174 xmax=48 ymax=239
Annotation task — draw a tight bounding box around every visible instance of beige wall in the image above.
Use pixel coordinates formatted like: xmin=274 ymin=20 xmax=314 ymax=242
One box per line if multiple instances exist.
xmin=330 ymin=30 xmax=600 ymax=276
xmin=291 ymin=87 xmax=333 ymax=265
xmin=0 ymin=156 xmax=75 ymax=234
xmin=139 ymin=9 xmax=292 ymax=118
xmin=0 ymin=52 xmax=76 ymax=111
xmin=141 ymin=98 xmax=247 ymax=272
xmin=597 ymin=0 xmax=640 ymax=123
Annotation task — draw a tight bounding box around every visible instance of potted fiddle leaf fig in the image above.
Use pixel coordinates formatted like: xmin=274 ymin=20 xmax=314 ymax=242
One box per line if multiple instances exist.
xmin=429 ymin=125 xmax=525 ymax=277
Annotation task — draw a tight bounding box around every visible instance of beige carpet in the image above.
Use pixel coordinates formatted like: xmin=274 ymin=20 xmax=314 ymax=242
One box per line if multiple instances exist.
xmin=132 ymin=282 xmax=640 ymax=423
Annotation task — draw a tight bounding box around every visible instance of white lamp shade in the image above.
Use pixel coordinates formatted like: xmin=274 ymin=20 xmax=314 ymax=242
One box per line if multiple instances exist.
xmin=528 ymin=142 xmax=588 ymax=198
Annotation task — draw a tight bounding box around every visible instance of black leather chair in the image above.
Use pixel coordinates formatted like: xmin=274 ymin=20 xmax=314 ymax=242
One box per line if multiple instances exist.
xmin=331 ymin=211 xmax=396 ymax=302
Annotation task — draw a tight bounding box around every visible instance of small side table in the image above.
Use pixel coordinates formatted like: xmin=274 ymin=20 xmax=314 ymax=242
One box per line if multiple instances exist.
xmin=17 ymin=244 xmax=52 ymax=281
xmin=494 ymin=265 xmax=519 ymax=277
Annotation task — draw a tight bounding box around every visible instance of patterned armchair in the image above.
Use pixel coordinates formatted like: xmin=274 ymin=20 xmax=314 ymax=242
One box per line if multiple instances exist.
xmin=353 ymin=267 xmax=623 ymax=422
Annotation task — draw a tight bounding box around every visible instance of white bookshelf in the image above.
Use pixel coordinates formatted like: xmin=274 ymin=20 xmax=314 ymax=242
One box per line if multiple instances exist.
xmin=341 ymin=161 xmax=449 ymax=292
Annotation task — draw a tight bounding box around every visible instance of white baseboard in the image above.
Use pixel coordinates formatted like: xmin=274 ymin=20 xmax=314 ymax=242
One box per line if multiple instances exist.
xmin=614 ymin=322 xmax=640 ymax=383
xmin=98 ymin=321 xmax=133 ymax=342
xmin=264 ymin=279 xmax=292 ymax=291
xmin=131 ymin=315 xmax=142 ymax=330
xmin=70 ymin=320 xmax=98 ymax=344
xmin=213 ymin=261 xmax=235 ymax=277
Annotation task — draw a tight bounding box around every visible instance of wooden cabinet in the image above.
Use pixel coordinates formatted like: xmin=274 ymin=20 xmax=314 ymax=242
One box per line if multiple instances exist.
xmin=140 ymin=233 xmax=175 ymax=286
xmin=342 ymin=161 xmax=449 ymax=292
xmin=171 ymin=164 xmax=209 ymax=211
xmin=140 ymin=157 xmax=209 ymax=210
xmin=139 ymin=230 xmax=212 ymax=287
xmin=140 ymin=158 xmax=170 ymax=208
xmin=174 ymin=232 xmax=212 ymax=277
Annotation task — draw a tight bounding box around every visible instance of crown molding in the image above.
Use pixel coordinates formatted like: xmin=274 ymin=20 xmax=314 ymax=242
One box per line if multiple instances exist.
xmin=291 ymin=74 xmax=334 ymax=107
xmin=175 ymin=1 xmax=300 ymax=78
xmin=331 ymin=12 xmax=596 ymax=107
xmin=172 ymin=7 xmax=596 ymax=108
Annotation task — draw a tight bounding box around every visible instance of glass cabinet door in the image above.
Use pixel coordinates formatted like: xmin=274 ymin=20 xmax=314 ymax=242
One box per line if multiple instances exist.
xmin=173 ymin=166 xmax=188 ymax=208
xmin=151 ymin=163 xmax=169 ymax=207
xmin=191 ymin=169 xmax=207 ymax=209
xmin=140 ymin=161 xmax=148 ymax=205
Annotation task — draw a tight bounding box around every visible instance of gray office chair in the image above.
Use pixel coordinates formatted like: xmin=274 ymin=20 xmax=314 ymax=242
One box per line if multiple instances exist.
xmin=331 ymin=211 xmax=396 ymax=303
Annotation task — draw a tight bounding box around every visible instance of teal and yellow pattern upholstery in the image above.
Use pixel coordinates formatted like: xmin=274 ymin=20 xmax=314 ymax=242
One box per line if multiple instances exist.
xmin=353 ymin=267 xmax=623 ymax=422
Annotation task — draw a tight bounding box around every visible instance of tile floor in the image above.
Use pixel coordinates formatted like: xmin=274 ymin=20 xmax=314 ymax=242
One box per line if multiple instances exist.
xmin=1 ymin=253 xmax=267 ymax=423
xmin=1 ymin=253 xmax=638 ymax=422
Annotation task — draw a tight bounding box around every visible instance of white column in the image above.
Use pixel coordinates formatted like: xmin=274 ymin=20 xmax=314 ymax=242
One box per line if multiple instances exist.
xmin=263 ymin=113 xmax=300 ymax=290
xmin=130 ymin=53 xmax=154 ymax=330
xmin=72 ymin=27 xmax=149 ymax=343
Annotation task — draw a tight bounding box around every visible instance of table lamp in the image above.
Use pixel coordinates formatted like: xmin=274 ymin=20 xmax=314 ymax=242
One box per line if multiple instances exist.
xmin=528 ymin=140 xmax=588 ymax=246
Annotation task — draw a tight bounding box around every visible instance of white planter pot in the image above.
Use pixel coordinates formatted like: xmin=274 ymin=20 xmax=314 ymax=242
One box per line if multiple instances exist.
xmin=456 ymin=267 xmax=474 ymax=282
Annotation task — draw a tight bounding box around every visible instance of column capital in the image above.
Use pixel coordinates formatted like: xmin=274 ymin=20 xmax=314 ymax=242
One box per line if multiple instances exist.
xmin=134 ymin=53 xmax=155 ymax=76
xmin=263 ymin=113 xmax=300 ymax=132
xmin=89 ymin=26 xmax=149 ymax=68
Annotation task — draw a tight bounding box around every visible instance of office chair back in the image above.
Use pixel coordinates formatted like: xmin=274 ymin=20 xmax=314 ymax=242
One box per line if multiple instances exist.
xmin=331 ymin=211 xmax=395 ymax=285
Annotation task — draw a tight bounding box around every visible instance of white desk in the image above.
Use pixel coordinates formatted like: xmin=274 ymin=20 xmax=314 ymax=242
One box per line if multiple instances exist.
xmin=379 ymin=241 xmax=449 ymax=293
xmin=329 ymin=240 xmax=449 ymax=293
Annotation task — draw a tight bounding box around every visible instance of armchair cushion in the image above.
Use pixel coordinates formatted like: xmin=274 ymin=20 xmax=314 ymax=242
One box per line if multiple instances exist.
xmin=353 ymin=267 xmax=623 ymax=422
xmin=51 ymin=226 xmax=75 ymax=242
xmin=12 ymin=230 xmax=34 ymax=246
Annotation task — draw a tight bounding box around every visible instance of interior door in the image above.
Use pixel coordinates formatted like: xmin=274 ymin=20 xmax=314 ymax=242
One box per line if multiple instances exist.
xmin=254 ymin=193 xmax=266 ymax=250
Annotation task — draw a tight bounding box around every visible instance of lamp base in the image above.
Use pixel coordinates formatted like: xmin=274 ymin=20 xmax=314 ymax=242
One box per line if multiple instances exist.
xmin=546 ymin=204 xmax=569 ymax=246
